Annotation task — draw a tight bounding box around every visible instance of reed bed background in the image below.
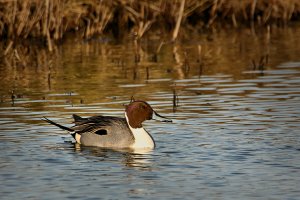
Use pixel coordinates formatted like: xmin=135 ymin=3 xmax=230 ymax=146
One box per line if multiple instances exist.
xmin=1 ymin=0 xmax=300 ymax=53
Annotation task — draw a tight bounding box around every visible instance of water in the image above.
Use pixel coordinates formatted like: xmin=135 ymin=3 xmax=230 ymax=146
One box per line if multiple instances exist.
xmin=1 ymin=27 xmax=300 ymax=199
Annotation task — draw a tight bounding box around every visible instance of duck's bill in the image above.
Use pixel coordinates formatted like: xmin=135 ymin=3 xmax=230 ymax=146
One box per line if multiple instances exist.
xmin=152 ymin=110 xmax=172 ymax=123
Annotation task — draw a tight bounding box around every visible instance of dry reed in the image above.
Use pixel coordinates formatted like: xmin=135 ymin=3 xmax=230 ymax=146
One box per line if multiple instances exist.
xmin=0 ymin=0 xmax=300 ymax=52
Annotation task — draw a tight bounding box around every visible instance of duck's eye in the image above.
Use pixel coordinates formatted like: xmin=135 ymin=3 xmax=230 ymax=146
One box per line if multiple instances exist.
xmin=140 ymin=104 xmax=147 ymax=109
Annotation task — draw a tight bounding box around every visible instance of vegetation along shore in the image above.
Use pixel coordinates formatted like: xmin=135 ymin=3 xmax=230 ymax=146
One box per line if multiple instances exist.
xmin=1 ymin=0 xmax=300 ymax=53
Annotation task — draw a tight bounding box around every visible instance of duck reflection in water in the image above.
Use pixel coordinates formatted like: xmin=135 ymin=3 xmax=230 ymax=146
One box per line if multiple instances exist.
xmin=73 ymin=143 xmax=154 ymax=169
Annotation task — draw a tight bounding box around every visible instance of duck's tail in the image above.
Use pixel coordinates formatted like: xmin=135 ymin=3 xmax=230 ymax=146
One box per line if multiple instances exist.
xmin=42 ymin=117 xmax=74 ymax=132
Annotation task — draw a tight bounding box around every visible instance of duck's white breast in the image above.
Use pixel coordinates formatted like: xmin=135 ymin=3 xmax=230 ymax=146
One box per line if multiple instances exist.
xmin=129 ymin=127 xmax=155 ymax=149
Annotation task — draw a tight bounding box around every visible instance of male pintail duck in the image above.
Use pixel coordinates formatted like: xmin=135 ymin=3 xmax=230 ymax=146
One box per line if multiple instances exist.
xmin=43 ymin=99 xmax=171 ymax=149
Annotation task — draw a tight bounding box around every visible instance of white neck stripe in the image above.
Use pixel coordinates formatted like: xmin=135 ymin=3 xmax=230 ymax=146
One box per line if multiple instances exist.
xmin=125 ymin=113 xmax=155 ymax=149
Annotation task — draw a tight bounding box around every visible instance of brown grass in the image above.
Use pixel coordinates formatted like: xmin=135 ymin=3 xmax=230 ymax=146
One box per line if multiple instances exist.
xmin=0 ymin=0 xmax=300 ymax=52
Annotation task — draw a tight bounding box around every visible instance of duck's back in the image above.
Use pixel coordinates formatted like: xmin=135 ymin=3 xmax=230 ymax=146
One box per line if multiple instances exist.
xmin=72 ymin=115 xmax=135 ymax=148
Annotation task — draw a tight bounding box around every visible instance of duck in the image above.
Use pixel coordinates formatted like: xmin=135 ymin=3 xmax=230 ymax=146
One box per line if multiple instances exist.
xmin=43 ymin=99 xmax=171 ymax=150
